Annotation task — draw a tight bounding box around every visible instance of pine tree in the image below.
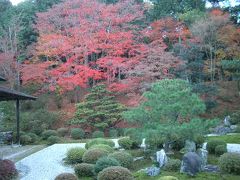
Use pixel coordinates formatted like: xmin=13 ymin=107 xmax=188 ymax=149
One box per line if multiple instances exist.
xmin=70 ymin=85 xmax=126 ymax=131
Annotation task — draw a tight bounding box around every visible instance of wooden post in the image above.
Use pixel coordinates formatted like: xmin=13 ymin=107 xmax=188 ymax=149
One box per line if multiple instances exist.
xmin=16 ymin=99 xmax=20 ymax=145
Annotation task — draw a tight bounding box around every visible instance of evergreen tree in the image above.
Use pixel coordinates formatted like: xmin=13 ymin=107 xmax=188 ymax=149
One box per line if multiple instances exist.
xmin=71 ymin=85 xmax=126 ymax=131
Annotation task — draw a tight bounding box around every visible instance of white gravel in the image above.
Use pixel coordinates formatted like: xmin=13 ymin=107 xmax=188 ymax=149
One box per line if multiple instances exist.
xmin=16 ymin=143 xmax=85 ymax=180
xmin=203 ymin=143 xmax=240 ymax=153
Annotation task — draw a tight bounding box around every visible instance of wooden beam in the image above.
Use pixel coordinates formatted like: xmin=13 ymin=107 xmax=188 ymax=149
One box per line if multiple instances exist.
xmin=16 ymin=99 xmax=20 ymax=145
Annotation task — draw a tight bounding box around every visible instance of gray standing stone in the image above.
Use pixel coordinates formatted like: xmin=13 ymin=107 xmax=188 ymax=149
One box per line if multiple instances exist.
xmin=197 ymin=148 xmax=208 ymax=169
xmin=224 ymin=116 xmax=231 ymax=126
xmin=156 ymin=149 xmax=168 ymax=168
xmin=184 ymin=140 xmax=196 ymax=152
xmin=180 ymin=152 xmax=202 ymax=176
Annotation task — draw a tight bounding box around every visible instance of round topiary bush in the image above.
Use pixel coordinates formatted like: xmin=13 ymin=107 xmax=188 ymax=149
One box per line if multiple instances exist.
xmin=82 ymin=148 xmax=109 ymax=164
xmin=89 ymin=144 xmax=114 ymax=153
xmin=219 ymin=152 xmax=240 ymax=175
xmin=194 ymin=135 xmax=205 ymax=148
xmin=66 ymin=147 xmax=86 ymax=164
xmin=42 ymin=130 xmax=58 ymax=140
xmin=92 ymin=131 xmax=104 ymax=138
xmin=163 ymin=159 xmax=181 ymax=171
xmin=206 ymin=140 xmax=226 ymax=154
xmin=74 ymin=163 xmax=94 ymax=177
xmin=118 ymin=137 xmax=133 ymax=150
xmin=47 ymin=135 xmax=62 ymax=145
xmin=109 ymin=129 xmax=118 ymax=138
xmin=158 ymin=176 xmax=179 ymax=180
xmin=20 ymin=135 xmax=32 ymax=145
xmin=97 ymin=166 xmax=134 ymax=180
xmin=27 ymin=132 xmax=38 ymax=143
xmin=215 ymin=145 xmax=227 ymax=156
xmin=0 ymin=159 xmax=18 ymax=180
xmin=57 ymin=128 xmax=68 ymax=137
xmin=108 ymin=151 xmax=133 ymax=168
xmin=85 ymin=138 xmax=115 ymax=149
xmin=94 ymin=156 xmax=120 ymax=174
xmin=70 ymin=128 xmax=85 ymax=139
xmin=55 ymin=173 xmax=77 ymax=180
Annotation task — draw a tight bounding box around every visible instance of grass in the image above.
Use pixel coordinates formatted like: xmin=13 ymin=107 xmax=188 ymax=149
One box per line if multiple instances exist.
xmin=208 ymin=154 xmax=219 ymax=165
xmin=207 ymin=133 xmax=240 ymax=144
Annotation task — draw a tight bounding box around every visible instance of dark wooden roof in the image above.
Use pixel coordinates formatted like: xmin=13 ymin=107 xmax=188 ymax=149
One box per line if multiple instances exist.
xmin=0 ymin=76 xmax=6 ymax=81
xmin=0 ymin=86 xmax=37 ymax=101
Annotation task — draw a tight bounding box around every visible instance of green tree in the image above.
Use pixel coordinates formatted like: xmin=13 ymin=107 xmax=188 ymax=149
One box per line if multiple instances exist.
xmin=71 ymin=85 xmax=126 ymax=131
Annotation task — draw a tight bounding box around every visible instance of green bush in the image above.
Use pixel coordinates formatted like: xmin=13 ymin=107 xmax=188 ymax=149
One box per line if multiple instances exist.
xmin=94 ymin=156 xmax=120 ymax=174
xmin=57 ymin=128 xmax=68 ymax=137
xmin=55 ymin=173 xmax=77 ymax=180
xmin=85 ymin=138 xmax=115 ymax=149
xmin=219 ymin=152 xmax=240 ymax=175
xmin=92 ymin=131 xmax=104 ymax=138
xmin=158 ymin=176 xmax=179 ymax=180
xmin=230 ymin=111 xmax=240 ymax=125
xmin=20 ymin=135 xmax=32 ymax=145
xmin=163 ymin=159 xmax=181 ymax=171
xmin=47 ymin=136 xmax=62 ymax=145
xmin=89 ymin=144 xmax=114 ymax=153
xmin=108 ymin=151 xmax=133 ymax=168
xmin=42 ymin=130 xmax=58 ymax=140
xmin=74 ymin=163 xmax=94 ymax=177
xmin=66 ymin=147 xmax=86 ymax=164
xmin=235 ymin=125 xmax=240 ymax=133
xmin=118 ymin=137 xmax=133 ymax=149
xmin=97 ymin=166 xmax=134 ymax=180
xmin=27 ymin=133 xmax=38 ymax=143
xmin=0 ymin=159 xmax=18 ymax=180
xmin=109 ymin=129 xmax=118 ymax=137
xmin=82 ymin=148 xmax=109 ymax=164
xmin=207 ymin=140 xmax=227 ymax=154
xmin=70 ymin=128 xmax=85 ymax=139
xmin=194 ymin=135 xmax=205 ymax=148
xmin=215 ymin=145 xmax=227 ymax=156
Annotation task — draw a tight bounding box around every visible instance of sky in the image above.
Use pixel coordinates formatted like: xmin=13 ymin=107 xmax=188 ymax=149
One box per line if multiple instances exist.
xmin=9 ymin=0 xmax=240 ymax=6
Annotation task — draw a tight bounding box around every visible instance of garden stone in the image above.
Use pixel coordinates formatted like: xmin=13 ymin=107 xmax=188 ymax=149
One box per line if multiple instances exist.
xmin=203 ymin=165 xmax=219 ymax=173
xmin=224 ymin=116 xmax=231 ymax=126
xmin=213 ymin=125 xmax=232 ymax=135
xmin=145 ymin=167 xmax=160 ymax=176
xmin=140 ymin=138 xmax=146 ymax=150
xmin=156 ymin=149 xmax=168 ymax=168
xmin=184 ymin=140 xmax=196 ymax=152
xmin=133 ymin=156 xmax=144 ymax=162
xmin=180 ymin=152 xmax=202 ymax=176
xmin=197 ymin=148 xmax=208 ymax=169
xmin=230 ymin=125 xmax=237 ymax=130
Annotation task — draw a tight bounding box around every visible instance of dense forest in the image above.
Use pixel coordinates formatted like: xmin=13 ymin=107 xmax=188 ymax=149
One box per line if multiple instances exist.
xmin=0 ymin=0 xmax=240 ymax=134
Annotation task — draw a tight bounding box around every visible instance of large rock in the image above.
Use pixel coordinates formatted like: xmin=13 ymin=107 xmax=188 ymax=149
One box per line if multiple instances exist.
xmin=146 ymin=167 xmax=160 ymax=176
xmin=180 ymin=152 xmax=202 ymax=176
xmin=197 ymin=148 xmax=208 ymax=169
xmin=184 ymin=140 xmax=196 ymax=152
xmin=156 ymin=149 xmax=168 ymax=168
xmin=224 ymin=116 xmax=231 ymax=126
xmin=213 ymin=125 xmax=232 ymax=135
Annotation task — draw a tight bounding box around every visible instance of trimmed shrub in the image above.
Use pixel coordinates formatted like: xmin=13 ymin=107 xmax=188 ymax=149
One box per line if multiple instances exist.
xmin=70 ymin=128 xmax=85 ymax=139
xmin=74 ymin=163 xmax=94 ymax=177
xmin=207 ymin=140 xmax=226 ymax=154
xmin=118 ymin=137 xmax=133 ymax=150
xmin=109 ymin=129 xmax=118 ymax=137
xmin=194 ymin=135 xmax=205 ymax=148
xmin=97 ymin=166 xmax=134 ymax=180
xmin=57 ymin=128 xmax=68 ymax=137
xmin=108 ymin=151 xmax=133 ymax=168
xmin=219 ymin=152 xmax=240 ymax=175
xmin=94 ymin=157 xmax=120 ymax=174
xmin=163 ymin=159 xmax=181 ymax=171
xmin=85 ymin=138 xmax=115 ymax=149
xmin=55 ymin=173 xmax=77 ymax=180
xmin=0 ymin=159 xmax=18 ymax=180
xmin=89 ymin=144 xmax=114 ymax=153
xmin=27 ymin=132 xmax=38 ymax=143
xmin=230 ymin=111 xmax=240 ymax=125
xmin=235 ymin=125 xmax=240 ymax=133
xmin=47 ymin=136 xmax=62 ymax=145
xmin=82 ymin=148 xmax=108 ymax=164
xmin=215 ymin=145 xmax=227 ymax=156
xmin=20 ymin=135 xmax=32 ymax=145
xmin=42 ymin=130 xmax=58 ymax=140
xmin=92 ymin=131 xmax=104 ymax=138
xmin=158 ymin=176 xmax=179 ymax=180
xmin=66 ymin=147 xmax=86 ymax=164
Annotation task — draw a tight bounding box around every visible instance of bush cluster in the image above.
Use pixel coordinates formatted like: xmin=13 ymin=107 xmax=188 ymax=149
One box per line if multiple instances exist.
xmin=109 ymin=129 xmax=118 ymax=137
xmin=85 ymin=138 xmax=115 ymax=149
xmin=54 ymin=173 xmax=77 ymax=180
xmin=66 ymin=147 xmax=86 ymax=164
xmin=0 ymin=159 xmax=18 ymax=180
xmin=118 ymin=137 xmax=133 ymax=149
xmin=27 ymin=132 xmax=38 ymax=143
xmin=70 ymin=128 xmax=85 ymax=139
xmin=163 ymin=159 xmax=181 ymax=171
xmin=92 ymin=131 xmax=104 ymax=138
xmin=219 ymin=152 xmax=240 ymax=175
xmin=230 ymin=111 xmax=240 ymax=125
xmin=57 ymin=128 xmax=68 ymax=137
xmin=20 ymin=135 xmax=32 ymax=145
xmin=82 ymin=148 xmax=109 ymax=164
xmin=206 ymin=140 xmax=227 ymax=154
xmin=89 ymin=144 xmax=114 ymax=153
xmin=215 ymin=145 xmax=227 ymax=156
xmin=108 ymin=151 xmax=133 ymax=168
xmin=42 ymin=130 xmax=58 ymax=140
xmin=94 ymin=156 xmax=120 ymax=174
xmin=74 ymin=163 xmax=94 ymax=177
xmin=97 ymin=166 xmax=134 ymax=180
xmin=47 ymin=136 xmax=62 ymax=145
